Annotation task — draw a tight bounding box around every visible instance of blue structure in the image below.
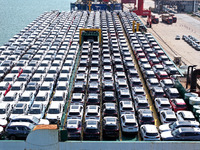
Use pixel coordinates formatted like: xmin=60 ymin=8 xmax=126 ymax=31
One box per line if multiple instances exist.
xmin=70 ymin=3 xmax=122 ymax=11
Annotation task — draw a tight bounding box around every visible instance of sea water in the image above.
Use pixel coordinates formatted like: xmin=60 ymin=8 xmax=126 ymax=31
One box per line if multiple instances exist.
xmin=0 ymin=0 xmax=75 ymax=45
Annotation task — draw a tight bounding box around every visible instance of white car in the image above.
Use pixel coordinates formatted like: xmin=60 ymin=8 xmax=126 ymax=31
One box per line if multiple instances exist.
xmin=160 ymin=110 xmax=177 ymax=124
xmin=9 ymin=103 xmax=29 ymax=120
xmin=121 ymin=114 xmax=138 ymax=134
xmin=119 ymin=101 xmax=135 ymax=115
xmin=34 ymin=91 xmax=50 ymax=109
xmin=67 ymin=104 xmax=83 ymax=120
xmin=159 ymin=121 xmax=200 ymax=133
xmin=46 ymin=102 xmax=63 ymax=124
xmin=10 ymin=115 xmax=49 ymax=125
xmin=0 ymin=103 xmax=12 ymax=119
xmin=176 ymin=110 xmax=196 ymax=121
xmin=140 ymin=124 xmax=160 ymax=141
xmin=2 ymin=91 xmax=20 ymax=105
xmin=28 ymin=103 xmax=46 ymax=119
xmin=154 ymin=98 xmax=172 ymax=113
xmin=51 ymin=91 xmax=66 ymax=106
xmin=85 ymin=105 xmax=100 ymax=121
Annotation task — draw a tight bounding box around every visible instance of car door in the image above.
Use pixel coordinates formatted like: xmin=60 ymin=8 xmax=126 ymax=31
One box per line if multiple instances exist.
xmin=17 ymin=126 xmax=27 ymax=137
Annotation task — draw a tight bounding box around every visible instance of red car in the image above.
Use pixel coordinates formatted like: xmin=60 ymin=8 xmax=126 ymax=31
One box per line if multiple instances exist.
xmin=155 ymin=71 xmax=170 ymax=81
xmin=170 ymin=98 xmax=187 ymax=112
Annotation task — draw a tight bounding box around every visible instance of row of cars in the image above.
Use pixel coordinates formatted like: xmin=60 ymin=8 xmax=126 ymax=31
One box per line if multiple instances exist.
xmin=121 ymin=11 xmax=200 ymax=141
xmin=65 ymin=10 xmax=149 ymax=140
xmin=0 ymin=11 xmax=88 ymax=139
xmin=182 ymin=35 xmax=200 ymax=51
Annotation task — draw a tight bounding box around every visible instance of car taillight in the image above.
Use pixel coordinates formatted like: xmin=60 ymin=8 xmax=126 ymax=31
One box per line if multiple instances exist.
xmin=144 ymin=136 xmax=148 ymax=138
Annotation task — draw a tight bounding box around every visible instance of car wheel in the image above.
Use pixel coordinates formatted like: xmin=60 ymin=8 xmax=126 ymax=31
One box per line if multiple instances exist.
xmin=10 ymin=135 xmax=16 ymax=140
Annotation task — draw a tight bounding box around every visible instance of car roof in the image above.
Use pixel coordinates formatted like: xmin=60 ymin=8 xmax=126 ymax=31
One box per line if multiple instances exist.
xmin=9 ymin=122 xmax=34 ymax=127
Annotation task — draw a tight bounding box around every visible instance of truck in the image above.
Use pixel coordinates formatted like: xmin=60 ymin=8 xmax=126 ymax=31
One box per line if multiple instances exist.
xmin=169 ymin=13 xmax=177 ymax=23
xmin=161 ymin=14 xmax=173 ymax=24
xmin=151 ymin=14 xmax=159 ymax=24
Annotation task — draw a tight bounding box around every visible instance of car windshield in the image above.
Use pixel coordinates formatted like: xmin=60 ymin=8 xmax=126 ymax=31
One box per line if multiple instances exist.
xmin=40 ymin=86 xmax=50 ymax=90
xmin=85 ymin=128 xmax=98 ymax=133
xmin=53 ymin=97 xmax=63 ymax=101
xmin=19 ymin=97 xmax=30 ymax=101
xmin=48 ymin=108 xmax=60 ymax=114
xmin=11 ymin=87 xmax=20 ymax=90
xmin=0 ymin=86 xmax=6 ymax=90
xmin=176 ymin=104 xmax=186 ymax=108
xmin=3 ymin=97 xmax=14 ymax=101
xmin=125 ymin=122 xmax=136 ymax=126
xmin=146 ymin=132 xmax=158 ymax=136
xmin=12 ymin=109 xmax=23 ymax=114
xmin=57 ymin=87 xmax=66 ymax=90
xmin=166 ymin=118 xmax=177 ymax=122
xmin=35 ymin=97 xmax=46 ymax=101
xmin=0 ymin=109 xmax=6 ymax=114
xmin=29 ymin=109 xmax=41 ymax=114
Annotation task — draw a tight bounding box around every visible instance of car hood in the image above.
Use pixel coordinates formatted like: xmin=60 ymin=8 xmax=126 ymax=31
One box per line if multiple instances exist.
xmin=161 ymin=131 xmax=174 ymax=140
xmin=38 ymin=119 xmax=50 ymax=125
xmin=46 ymin=114 xmax=62 ymax=120
xmin=159 ymin=124 xmax=171 ymax=132
xmin=0 ymin=114 xmax=8 ymax=120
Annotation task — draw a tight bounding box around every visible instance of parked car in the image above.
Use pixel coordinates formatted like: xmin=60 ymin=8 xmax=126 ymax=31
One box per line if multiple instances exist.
xmin=102 ymin=91 xmax=116 ymax=103
xmin=119 ymin=101 xmax=135 ymax=115
xmin=138 ymin=109 xmax=155 ymax=125
xmin=161 ymin=127 xmax=200 ymax=141
xmin=160 ymin=110 xmax=177 ymax=124
xmin=5 ymin=122 xmax=35 ymax=140
xmin=28 ymin=103 xmax=46 ymax=119
xmin=71 ymin=93 xmax=85 ymax=104
xmin=102 ymin=116 xmax=119 ymax=138
xmin=10 ymin=103 xmax=29 ymax=120
xmin=66 ymin=119 xmax=82 ymax=140
xmin=102 ymin=103 xmax=118 ymax=117
xmin=121 ymin=114 xmax=138 ymax=134
xmin=0 ymin=103 xmax=12 ymax=119
xmin=83 ymin=119 xmax=100 ymax=140
xmin=170 ymin=99 xmax=187 ymax=112
xmin=150 ymin=87 xmax=166 ymax=100
xmin=160 ymin=79 xmax=174 ymax=90
xmin=159 ymin=121 xmax=200 ymax=133
xmin=140 ymin=124 xmax=160 ymax=141
xmin=165 ymin=88 xmax=180 ymax=99
xmin=10 ymin=115 xmax=49 ymax=125
xmin=176 ymin=110 xmax=196 ymax=122
xmin=146 ymin=78 xmax=160 ymax=90
xmin=46 ymin=102 xmax=63 ymax=124
xmin=67 ymin=104 xmax=83 ymax=120
xmin=134 ymin=96 xmax=149 ymax=111
xmin=154 ymin=95 xmax=170 ymax=109
xmin=85 ymin=105 xmax=100 ymax=121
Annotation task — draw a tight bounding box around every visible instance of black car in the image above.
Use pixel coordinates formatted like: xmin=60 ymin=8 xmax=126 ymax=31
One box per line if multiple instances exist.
xmin=5 ymin=122 xmax=35 ymax=140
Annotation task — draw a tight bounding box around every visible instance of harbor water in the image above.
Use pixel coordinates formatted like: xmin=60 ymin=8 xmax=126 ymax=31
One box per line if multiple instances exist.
xmin=0 ymin=0 xmax=75 ymax=45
